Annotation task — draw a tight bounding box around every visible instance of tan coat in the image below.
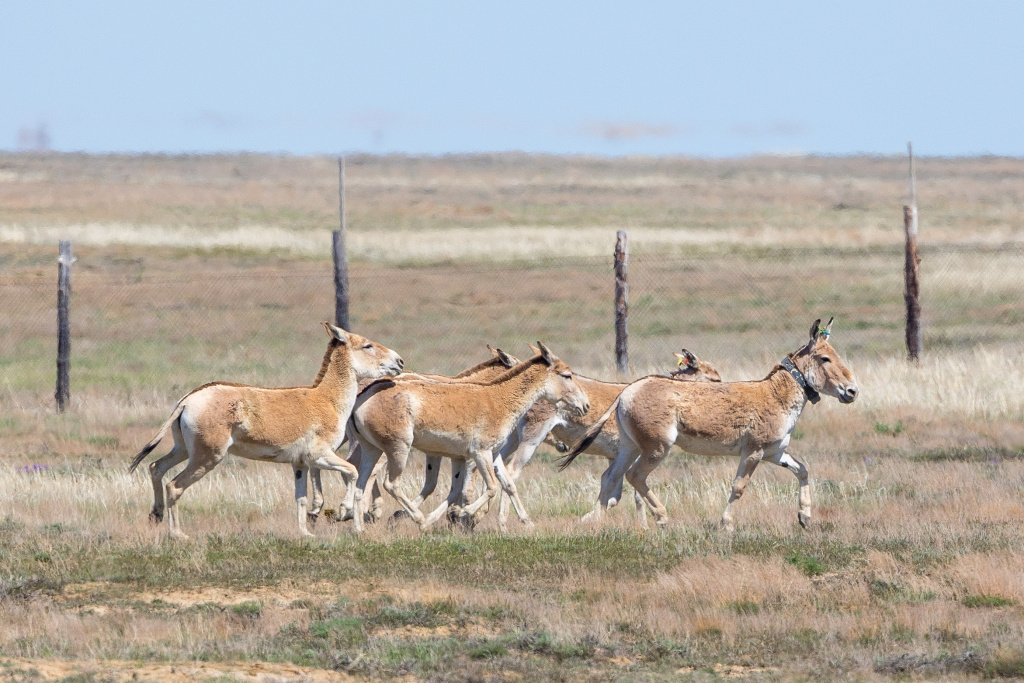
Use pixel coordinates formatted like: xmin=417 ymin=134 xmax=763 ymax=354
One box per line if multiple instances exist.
xmin=129 ymin=323 xmax=403 ymax=539
xmin=349 ymin=343 xmax=590 ymax=532
xmin=562 ymin=318 xmax=858 ymax=530
xmin=322 ymin=347 xmax=520 ymax=523
xmin=494 ymin=351 xmax=722 ymax=529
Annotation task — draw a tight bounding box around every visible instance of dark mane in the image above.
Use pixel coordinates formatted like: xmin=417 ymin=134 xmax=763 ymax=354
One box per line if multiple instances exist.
xmin=454 ymin=354 xmax=547 ymax=386
xmin=452 ymin=355 xmax=505 ymax=379
xmin=312 ymin=339 xmax=343 ymax=387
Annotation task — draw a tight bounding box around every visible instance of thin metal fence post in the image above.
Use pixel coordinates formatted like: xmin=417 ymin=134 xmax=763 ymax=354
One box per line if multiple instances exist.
xmin=614 ymin=230 xmax=628 ymax=373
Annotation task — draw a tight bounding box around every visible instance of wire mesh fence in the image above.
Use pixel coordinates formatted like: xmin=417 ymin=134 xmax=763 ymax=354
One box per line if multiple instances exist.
xmin=4 ymin=238 xmax=1023 ymax=402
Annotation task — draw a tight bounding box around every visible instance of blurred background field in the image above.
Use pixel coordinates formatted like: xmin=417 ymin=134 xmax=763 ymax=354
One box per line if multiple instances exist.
xmin=3 ymin=152 xmax=1024 ymax=389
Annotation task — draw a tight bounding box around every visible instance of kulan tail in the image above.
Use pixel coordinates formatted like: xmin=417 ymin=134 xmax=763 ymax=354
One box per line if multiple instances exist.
xmin=557 ymin=395 xmax=620 ymax=471
xmin=128 ymin=400 xmax=186 ymax=473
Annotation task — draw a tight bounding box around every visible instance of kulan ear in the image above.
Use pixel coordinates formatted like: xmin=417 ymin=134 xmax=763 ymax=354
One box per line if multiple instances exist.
xmin=495 ymin=349 xmax=516 ymax=367
xmin=527 ymin=343 xmax=540 ymax=355
xmin=808 ymin=318 xmax=822 ymax=343
xmin=487 ymin=344 xmax=499 ymax=357
xmin=682 ymin=349 xmax=700 ymax=370
xmin=321 ymin=321 xmax=349 ymax=345
xmin=536 ymin=341 xmax=555 ymax=366
xmin=824 ymin=316 xmax=834 ymax=335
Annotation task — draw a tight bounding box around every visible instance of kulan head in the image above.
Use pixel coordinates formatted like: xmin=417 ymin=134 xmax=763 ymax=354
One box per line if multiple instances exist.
xmin=321 ymin=322 xmax=404 ymax=379
xmin=532 ymin=341 xmax=590 ymax=417
xmin=791 ymin=317 xmax=858 ymax=404
xmin=670 ymin=349 xmax=723 ymax=382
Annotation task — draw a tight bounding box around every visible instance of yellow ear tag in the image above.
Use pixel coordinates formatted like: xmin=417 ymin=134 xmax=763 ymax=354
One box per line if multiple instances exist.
xmin=677 ymin=357 xmax=686 ymax=366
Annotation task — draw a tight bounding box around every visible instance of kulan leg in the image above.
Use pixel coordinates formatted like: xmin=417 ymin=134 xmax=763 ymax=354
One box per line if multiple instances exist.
xmin=411 ymin=455 xmax=444 ymax=508
xmin=340 ymin=441 xmax=363 ymax=520
xmin=582 ymin=442 xmax=638 ymax=523
xmin=147 ymin=446 xmax=187 ymax=522
xmin=351 ymin=444 xmax=382 ymax=534
xmin=293 ymin=466 xmax=314 ymax=538
xmin=625 ymin=449 xmax=670 ymax=528
xmin=423 ymin=457 xmax=470 ymax=528
xmin=633 ymin=489 xmax=648 ymax=530
xmin=720 ymin=449 xmax=765 ymax=531
xmin=307 ymin=449 xmax=359 ymax=531
xmin=766 ymin=450 xmax=812 ymax=528
xmin=462 ymin=449 xmax=501 ymax=521
xmin=441 ymin=459 xmax=483 ymax=529
xmin=493 ymin=455 xmax=533 ymax=530
xmin=343 ymin=443 xmax=386 ymax=523
xmin=497 ymin=416 xmax=554 ymax=528
xmin=378 ymin=443 xmax=431 ymax=530
xmin=164 ymin=455 xmax=219 ymax=541
xmin=308 ymin=468 xmax=324 ymax=522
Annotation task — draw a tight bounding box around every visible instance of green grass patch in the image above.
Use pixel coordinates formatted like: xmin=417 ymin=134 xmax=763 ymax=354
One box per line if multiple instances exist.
xmin=727 ymin=600 xmax=761 ymax=615
xmin=0 ymin=528 xmax=884 ymax=594
xmin=367 ymin=599 xmax=459 ymax=629
xmin=86 ymin=434 xmax=120 ymax=448
xmin=869 ymin=578 xmax=902 ymax=600
xmin=309 ymin=616 xmax=366 ymax=646
xmin=786 ymin=551 xmax=827 ymax=576
xmin=874 ymin=420 xmax=904 ymax=436
xmin=963 ymin=594 xmax=1015 ymax=608
xmin=468 ymin=639 xmax=509 ymax=659
xmin=983 ymin=648 xmax=1024 ymax=679
xmin=229 ymin=600 xmax=263 ymax=619
xmin=914 ymin=446 xmax=1024 ymax=463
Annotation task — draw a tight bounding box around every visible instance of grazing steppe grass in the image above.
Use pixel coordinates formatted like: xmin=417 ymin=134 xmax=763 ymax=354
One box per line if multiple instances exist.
xmin=2 ymin=152 xmax=1024 ymax=680
xmin=2 ymin=430 xmax=1024 ymax=681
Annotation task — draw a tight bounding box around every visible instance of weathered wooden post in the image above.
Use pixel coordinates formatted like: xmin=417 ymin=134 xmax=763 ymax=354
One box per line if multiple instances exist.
xmin=614 ymin=230 xmax=629 ymax=373
xmin=903 ymin=142 xmax=922 ymax=361
xmin=333 ymin=157 xmax=350 ymax=330
xmin=56 ymin=240 xmax=73 ymax=411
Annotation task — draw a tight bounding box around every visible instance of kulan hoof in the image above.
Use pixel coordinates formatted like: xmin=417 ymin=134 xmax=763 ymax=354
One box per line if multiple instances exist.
xmin=447 ymin=508 xmax=477 ymax=532
xmin=798 ymin=512 xmax=810 ymax=529
xmin=390 ymin=509 xmax=411 ymax=524
xmin=553 ymin=440 xmax=570 ymax=453
xmin=306 ymin=513 xmax=319 ymax=528
xmin=148 ymin=511 xmax=164 ymax=523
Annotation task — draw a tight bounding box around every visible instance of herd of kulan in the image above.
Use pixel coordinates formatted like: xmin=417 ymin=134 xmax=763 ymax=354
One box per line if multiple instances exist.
xmin=130 ymin=317 xmax=859 ymax=540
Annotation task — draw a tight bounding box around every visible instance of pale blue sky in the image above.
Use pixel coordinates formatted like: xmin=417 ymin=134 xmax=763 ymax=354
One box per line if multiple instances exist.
xmin=2 ymin=1 xmax=1022 ymax=156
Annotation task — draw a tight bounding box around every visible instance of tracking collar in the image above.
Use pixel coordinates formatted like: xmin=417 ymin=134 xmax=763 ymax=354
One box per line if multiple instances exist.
xmin=780 ymin=357 xmax=820 ymax=404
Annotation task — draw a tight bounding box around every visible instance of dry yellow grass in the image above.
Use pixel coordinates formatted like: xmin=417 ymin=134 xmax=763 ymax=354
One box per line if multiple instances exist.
xmin=7 ymin=221 xmax=1022 ymax=261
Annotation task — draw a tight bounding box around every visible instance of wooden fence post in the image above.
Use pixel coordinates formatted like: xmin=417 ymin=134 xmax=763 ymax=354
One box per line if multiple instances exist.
xmin=904 ymin=142 xmax=922 ymax=361
xmin=56 ymin=240 xmax=73 ymax=412
xmin=614 ymin=230 xmax=629 ymax=373
xmin=333 ymin=157 xmax=350 ymax=330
